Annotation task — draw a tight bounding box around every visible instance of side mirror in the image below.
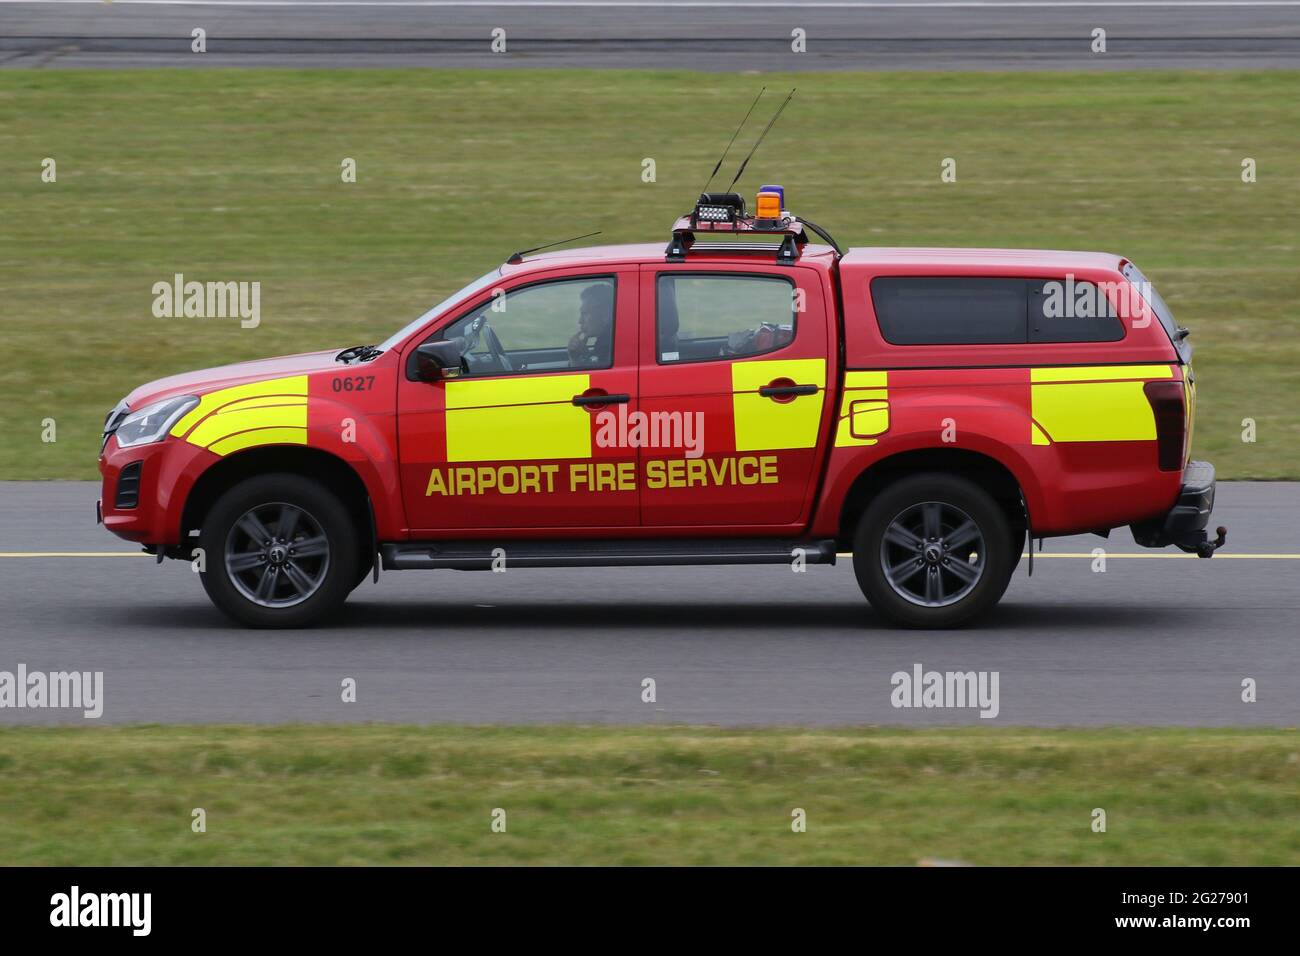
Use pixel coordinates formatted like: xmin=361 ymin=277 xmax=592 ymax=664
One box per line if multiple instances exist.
xmin=414 ymin=340 xmax=466 ymax=382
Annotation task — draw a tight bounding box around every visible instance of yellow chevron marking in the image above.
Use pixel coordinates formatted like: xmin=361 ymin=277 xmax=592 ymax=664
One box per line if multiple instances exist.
xmin=206 ymin=427 xmax=308 ymax=457
xmin=187 ymin=406 xmax=308 ymax=450
xmin=171 ymin=375 xmax=309 ymax=439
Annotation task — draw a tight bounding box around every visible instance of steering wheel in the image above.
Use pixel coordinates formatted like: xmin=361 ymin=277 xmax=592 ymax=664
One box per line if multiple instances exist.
xmin=483 ymin=321 xmax=513 ymax=371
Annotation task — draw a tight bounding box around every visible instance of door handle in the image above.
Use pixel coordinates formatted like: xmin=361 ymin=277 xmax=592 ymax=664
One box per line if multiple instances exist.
xmin=759 ymin=384 xmax=818 ymax=398
xmin=572 ymin=392 xmax=630 ymax=406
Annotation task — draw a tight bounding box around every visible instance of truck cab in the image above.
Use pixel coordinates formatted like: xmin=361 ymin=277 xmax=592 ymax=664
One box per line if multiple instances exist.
xmin=98 ymin=189 xmax=1221 ymax=628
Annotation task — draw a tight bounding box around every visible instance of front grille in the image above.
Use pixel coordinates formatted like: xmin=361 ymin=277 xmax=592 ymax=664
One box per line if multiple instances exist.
xmin=115 ymin=461 xmax=142 ymax=509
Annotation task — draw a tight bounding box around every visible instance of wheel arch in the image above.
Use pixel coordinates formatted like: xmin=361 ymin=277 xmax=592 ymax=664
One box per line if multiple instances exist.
xmin=178 ymin=445 xmax=377 ymax=559
xmin=835 ymin=447 xmax=1029 ymax=549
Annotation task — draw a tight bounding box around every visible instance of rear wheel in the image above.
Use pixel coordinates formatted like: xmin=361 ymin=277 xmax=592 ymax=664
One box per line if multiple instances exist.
xmin=852 ymin=473 xmax=1014 ymax=628
xmin=199 ymin=473 xmax=359 ymax=628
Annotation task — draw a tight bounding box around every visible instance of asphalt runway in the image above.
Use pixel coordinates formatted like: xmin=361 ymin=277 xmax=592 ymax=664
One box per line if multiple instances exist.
xmin=0 ymin=479 xmax=1296 ymax=726
xmin=2 ymin=0 xmax=1299 ymax=69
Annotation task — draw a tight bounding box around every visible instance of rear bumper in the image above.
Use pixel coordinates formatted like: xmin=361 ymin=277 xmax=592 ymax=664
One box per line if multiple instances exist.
xmin=1130 ymin=460 xmax=1225 ymax=556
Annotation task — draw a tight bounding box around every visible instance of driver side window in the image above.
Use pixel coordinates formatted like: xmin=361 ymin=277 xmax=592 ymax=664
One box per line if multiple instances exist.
xmin=439 ymin=276 xmax=617 ymax=377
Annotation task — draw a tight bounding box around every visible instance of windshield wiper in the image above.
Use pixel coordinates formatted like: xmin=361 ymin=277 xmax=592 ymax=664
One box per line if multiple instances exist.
xmin=336 ymin=344 xmax=383 ymax=364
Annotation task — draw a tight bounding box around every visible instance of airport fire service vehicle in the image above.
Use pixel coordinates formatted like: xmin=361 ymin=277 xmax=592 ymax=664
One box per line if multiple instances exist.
xmin=98 ymin=179 xmax=1223 ymax=628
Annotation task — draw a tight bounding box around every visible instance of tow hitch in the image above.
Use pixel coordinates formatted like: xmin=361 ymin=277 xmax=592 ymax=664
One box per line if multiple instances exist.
xmin=1196 ymin=526 xmax=1228 ymax=559
xmin=1130 ymin=460 xmax=1225 ymax=558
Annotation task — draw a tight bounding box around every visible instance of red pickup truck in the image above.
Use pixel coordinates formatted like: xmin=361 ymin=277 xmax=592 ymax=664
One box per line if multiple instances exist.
xmin=98 ymin=190 xmax=1222 ymax=628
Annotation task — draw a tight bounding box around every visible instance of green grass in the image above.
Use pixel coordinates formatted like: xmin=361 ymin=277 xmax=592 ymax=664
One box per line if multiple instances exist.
xmin=1 ymin=70 xmax=1298 ymax=478
xmin=0 ymin=725 xmax=1296 ymax=865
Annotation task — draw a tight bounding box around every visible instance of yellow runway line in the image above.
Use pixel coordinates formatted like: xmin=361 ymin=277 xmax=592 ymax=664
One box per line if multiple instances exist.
xmin=1018 ymin=553 xmax=1300 ymax=560
xmin=0 ymin=551 xmax=150 ymax=558
xmin=1 ymin=551 xmax=1297 ymax=560
xmin=836 ymin=552 xmax=1300 ymax=560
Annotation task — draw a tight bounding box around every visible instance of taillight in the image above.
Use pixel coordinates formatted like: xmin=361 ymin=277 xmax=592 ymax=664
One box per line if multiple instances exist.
xmin=1143 ymin=380 xmax=1186 ymax=471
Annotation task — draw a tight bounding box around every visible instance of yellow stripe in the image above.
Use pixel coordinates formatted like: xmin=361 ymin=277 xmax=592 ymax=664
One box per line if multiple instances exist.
xmin=843 ymin=370 xmax=888 ymax=390
xmin=1030 ymin=365 xmax=1172 ymax=444
xmin=1032 ymin=381 xmax=1155 ymax=442
xmin=1031 ymin=365 xmax=1173 ymax=383
xmin=731 ymin=357 xmax=826 ymax=392
xmin=206 ymin=426 xmax=308 ymax=456
xmin=836 ymin=370 xmax=888 ymax=447
xmin=187 ymin=405 xmax=308 ymax=449
xmin=171 ymin=375 xmax=309 ymax=438
xmin=446 ymin=374 xmax=587 ymax=410
xmin=218 ymin=395 xmax=308 ymax=413
xmin=731 ymin=359 xmax=826 ymax=452
xmin=445 ymin=374 xmax=592 ymax=463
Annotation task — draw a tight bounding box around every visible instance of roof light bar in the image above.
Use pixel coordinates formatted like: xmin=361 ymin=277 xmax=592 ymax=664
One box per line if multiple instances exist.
xmin=692 ymin=192 xmax=746 ymax=225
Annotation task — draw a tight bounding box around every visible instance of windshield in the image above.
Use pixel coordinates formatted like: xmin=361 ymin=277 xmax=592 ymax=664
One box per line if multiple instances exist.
xmin=378 ymin=268 xmax=503 ymax=352
xmin=1122 ymin=261 xmax=1190 ymax=363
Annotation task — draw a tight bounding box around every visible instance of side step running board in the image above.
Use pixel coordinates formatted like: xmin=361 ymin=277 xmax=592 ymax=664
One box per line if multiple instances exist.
xmin=381 ymin=538 xmax=838 ymax=571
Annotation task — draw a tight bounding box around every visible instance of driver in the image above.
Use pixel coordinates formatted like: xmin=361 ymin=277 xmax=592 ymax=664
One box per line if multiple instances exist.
xmin=567 ymin=283 xmax=614 ymax=367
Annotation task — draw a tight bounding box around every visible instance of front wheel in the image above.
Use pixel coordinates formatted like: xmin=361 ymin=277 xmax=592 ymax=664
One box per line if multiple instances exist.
xmin=199 ymin=473 xmax=360 ymax=628
xmin=852 ymin=473 xmax=1014 ymax=629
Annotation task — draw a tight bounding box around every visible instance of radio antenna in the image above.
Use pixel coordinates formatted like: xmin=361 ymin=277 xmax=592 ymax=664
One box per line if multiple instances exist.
xmin=700 ymin=87 xmax=766 ymax=196
xmin=725 ymin=88 xmax=795 ymax=193
xmin=506 ymin=231 xmax=602 ymax=264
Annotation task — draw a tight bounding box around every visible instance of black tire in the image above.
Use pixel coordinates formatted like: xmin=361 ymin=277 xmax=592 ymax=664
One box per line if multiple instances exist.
xmin=852 ymin=473 xmax=1014 ymax=629
xmin=198 ymin=473 xmax=360 ymax=628
xmin=1008 ymin=522 xmax=1027 ymax=575
xmin=351 ymin=553 xmax=374 ymax=593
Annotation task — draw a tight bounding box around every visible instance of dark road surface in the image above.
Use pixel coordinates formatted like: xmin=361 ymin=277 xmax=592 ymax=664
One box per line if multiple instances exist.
xmin=1 ymin=480 xmax=1296 ymax=726
xmin=3 ymin=0 xmax=1300 ymax=69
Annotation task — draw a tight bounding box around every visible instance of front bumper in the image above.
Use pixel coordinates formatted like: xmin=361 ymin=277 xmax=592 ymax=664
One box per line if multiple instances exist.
xmin=98 ymin=436 xmax=213 ymax=546
xmin=1131 ymin=460 xmax=1226 ymax=557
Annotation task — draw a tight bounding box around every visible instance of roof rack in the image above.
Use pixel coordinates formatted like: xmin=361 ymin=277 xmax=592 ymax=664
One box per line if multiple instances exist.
xmin=665 ymin=193 xmax=842 ymax=264
xmin=666 ymin=215 xmax=806 ymax=265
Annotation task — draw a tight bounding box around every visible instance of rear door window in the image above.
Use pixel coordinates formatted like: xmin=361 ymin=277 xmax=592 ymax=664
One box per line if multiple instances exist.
xmin=656 ymin=273 xmax=796 ymax=363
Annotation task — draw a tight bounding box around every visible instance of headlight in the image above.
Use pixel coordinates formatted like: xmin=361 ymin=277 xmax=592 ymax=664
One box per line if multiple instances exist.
xmin=113 ymin=395 xmax=199 ymax=449
xmin=101 ymin=399 xmax=131 ymax=452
